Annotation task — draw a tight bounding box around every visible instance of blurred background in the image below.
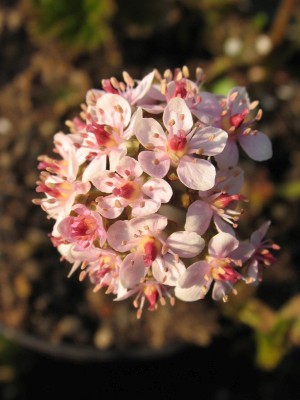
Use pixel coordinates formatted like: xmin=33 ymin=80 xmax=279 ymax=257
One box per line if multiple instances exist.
xmin=1 ymin=0 xmax=300 ymax=398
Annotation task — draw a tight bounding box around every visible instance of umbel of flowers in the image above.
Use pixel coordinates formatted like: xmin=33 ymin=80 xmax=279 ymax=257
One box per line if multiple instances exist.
xmin=34 ymin=66 xmax=279 ymax=318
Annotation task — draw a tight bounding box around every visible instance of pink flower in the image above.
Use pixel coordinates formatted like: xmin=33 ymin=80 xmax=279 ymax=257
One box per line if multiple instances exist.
xmin=77 ymin=93 xmax=138 ymax=181
xmin=195 ymin=87 xmax=272 ymax=168
xmin=185 ymin=167 xmax=246 ymax=235
xmin=115 ymin=280 xmax=176 ymax=319
xmin=80 ymin=249 xmax=123 ymax=295
xmin=107 ymin=214 xmax=205 ymax=290
xmin=92 ymin=156 xmax=172 ymax=218
xmin=86 ymin=70 xmax=155 ymax=107
xmin=135 ymin=97 xmax=227 ymax=190
xmin=35 ymin=174 xmax=90 ymax=221
xmin=245 ymin=221 xmax=280 ymax=284
xmin=175 ymin=232 xmax=251 ymax=302
xmin=140 ymin=67 xmax=203 ymax=115
xmin=56 ymin=204 xmax=107 ymax=250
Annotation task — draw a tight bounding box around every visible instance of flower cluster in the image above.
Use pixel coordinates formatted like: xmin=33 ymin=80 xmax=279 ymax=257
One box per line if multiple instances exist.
xmin=34 ymin=66 xmax=279 ymax=318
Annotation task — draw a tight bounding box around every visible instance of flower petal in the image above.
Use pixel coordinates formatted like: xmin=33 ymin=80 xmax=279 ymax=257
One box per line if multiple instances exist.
xmin=138 ymin=151 xmax=170 ymax=178
xmin=212 ymin=281 xmax=233 ymax=301
xmin=177 ymin=157 xmax=216 ymax=190
xmin=152 ymin=254 xmax=186 ymax=286
xmin=120 ymin=253 xmax=146 ymax=288
xmin=188 ymin=127 xmax=228 ymax=156
xmin=96 ymin=196 xmax=124 ymax=219
xmin=107 ymin=219 xmax=134 ymax=252
xmin=94 ymin=93 xmax=131 ymax=128
xmin=130 ymin=70 xmax=155 ymax=105
xmin=135 ymin=117 xmax=167 ymax=147
xmin=116 ymin=156 xmax=143 ymax=179
xmin=239 ymin=131 xmax=272 ymax=161
xmin=131 ymin=198 xmax=160 ymax=217
xmin=167 ymin=231 xmax=205 ymax=258
xmin=185 ymin=200 xmax=213 ymax=235
xmin=129 ymin=214 xmax=168 ymax=235
xmin=250 ymin=221 xmax=271 ymax=247
xmin=208 ymin=232 xmax=239 ymax=258
xmin=215 ymin=140 xmax=239 ymax=169
xmin=82 ymin=155 xmax=107 ymax=182
xmin=175 ymin=261 xmax=212 ymax=301
xmin=92 ymin=171 xmax=118 ymax=193
xmin=142 ymin=178 xmax=173 ymax=203
xmin=163 ymin=97 xmax=193 ymax=133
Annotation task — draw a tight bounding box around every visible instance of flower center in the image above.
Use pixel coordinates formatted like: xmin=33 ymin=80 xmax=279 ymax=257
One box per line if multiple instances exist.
xmin=87 ymin=121 xmax=117 ymax=148
xmin=139 ymin=236 xmax=162 ymax=266
xmin=71 ymin=215 xmax=97 ymax=240
xmin=167 ymin=131 xmax=188 ymax=163
xmin=112 ymin=181 xmax=141 ymax=200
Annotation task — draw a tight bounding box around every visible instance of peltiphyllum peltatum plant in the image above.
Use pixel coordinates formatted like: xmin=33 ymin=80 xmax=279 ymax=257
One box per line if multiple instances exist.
xmin=34 ymin=66 xmax=279 ymax=318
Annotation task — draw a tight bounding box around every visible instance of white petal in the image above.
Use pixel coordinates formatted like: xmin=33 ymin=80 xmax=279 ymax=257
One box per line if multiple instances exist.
xmin=135 ymin=117 xmax=167 ymax=147
xmin=92 ymin=171 xmax=117 ymax=193
xmin=130 ymin=70 xmax=155 ymax=104
xmin=185 ymin=200 xmax=213 ymax=235
xmin=131 ymin=198 xmax=160 ymax=217
xmin=208 ymin=232 xmax=239 ymax=258
xmin=250 ymin=220 xmax=271 ymax=247
xmin=107 ymin=219 xmax=134 ymax=252
xmin=120 ymin=253 xmax=146 ymax=288
xmin=213 ymin=215 xmax=236 ymax=235
xmin=163 ymin=97 xmax=193 ymax=133
xmin=212 ymin=281 xmax=233 ymax=301
xmin=214 ymin=166 xmax=244 ymax=195
xmin=152 ymin=254 xmax=186 ymax=286
xmin=215 ymin=140 xmax=239 ymax=169
xmin=167 ymin=231 xmax=205 ymax=258
xmin=239 ymin=131 xmax=272 ymax=161
xmin=175 ymin=261 xmax=212 ymax=301
xmin=188 ymin=127 xmax=228 ymax=156
xmin=96 ymin=196 xmax=124 ymax=219
xmin=116 ymin=156 xmax=143 ymax=179
xmin=138 ymin=151 xmax=170 ymax=178
xmin=81 ymin=155 xmax=107 ymax=182
xmin=129 ymin=214 xmax=168 ymax=235
xmin=95 ymin=93 xmax=131 ymax=127
xmin=142 ymin=178 xmax=173 ymax=203
xmin=177 ymin=157 xmax=216 ymax=190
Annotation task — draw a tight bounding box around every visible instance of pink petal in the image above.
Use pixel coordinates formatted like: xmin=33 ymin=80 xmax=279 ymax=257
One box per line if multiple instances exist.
xmin=142 ymin=178 xmax=173 ymax=203
xmin=188 ymin=127 xmax=228 ymax=156
xmin=185 ymin=200 xmax=213 ymax=235
xmin=138 ymin=151 xmax=170 ymax=178
xmin=166 ymin=231 xmax=205 ymax=258
xmin=107 ymin=219 xmax=134 ymax=252
xmin=250 ymin=221 xmax=271 ymax=247
xmin=129 ymin=214 xmax=168 ymax=235
xmin=163 ymin=97 xmax=193 ymax=133
xmin=131 ymin=198 xmax=160 ymax=217
xmin=239 ymin=131 xmax=272 ymax=161
xmin=192 ymin=92 xmax=222 ymax=122
xmin=135 ymin=117 xmax=167 ymax=147
xmin=116 ymin=156 xmax=143 ymax=179
xmin=81 ymin=155 xmax=107 ymax=182
xmin=108 ymin=147 xmax=127 ymax=171
xmin=213 ymin=214 xmax=236 ymax=235
xmin=175 ymin=261 xmax=212 ymax=301
xmin=152 ymin=254 xmax=186 ymax=286
xmin=177 ymin=157 xmax=216 ymax=190
xmin=96 ymin=196 xmax=124 ymax=219
xmin=212 ymin=281 xmax=233 ymax=301
xmin=228 ymin=87 xmax=250 ymax=114
xmin=120 ymin=253 xmax=146 ymax=288
xmin=215 ymin=140 xmax=239 ymax=169
xmin=214 ymin=166 xmax=244 ymax=195
xmin=230 ymin=241 xmax=255 ymax=263
xmin=130 ymin=70 xmax=155 ymax=105
xmin=92 ymin=171 xmax=118 ymax=193
xmin=95 ymin=93 xmax=131 ymax=128
xmin=208 ymin=232 xmax=239 ymax=258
